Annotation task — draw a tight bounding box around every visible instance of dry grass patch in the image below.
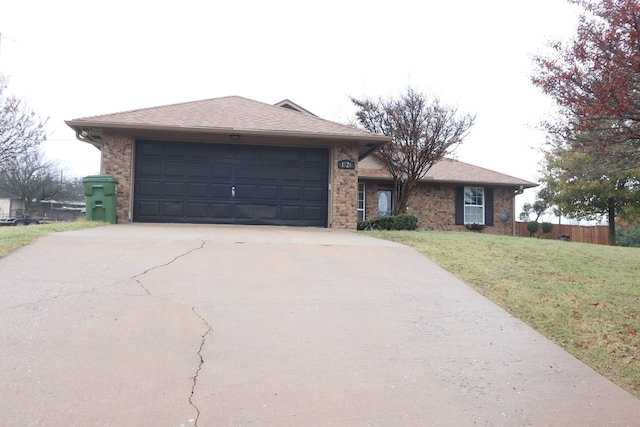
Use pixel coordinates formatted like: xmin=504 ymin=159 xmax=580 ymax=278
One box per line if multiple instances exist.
xmin=365 ymin=230 xmax=640 ymax=398
xmin=0 ymin=220 xmax=106 ymax=258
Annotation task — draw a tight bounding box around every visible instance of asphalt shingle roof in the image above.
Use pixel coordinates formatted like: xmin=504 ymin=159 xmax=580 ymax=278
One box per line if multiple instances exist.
xmin=359 ymin=156 xmax=537 ymax=188
xmin=66 ymin=96 xmax=387 ymax=142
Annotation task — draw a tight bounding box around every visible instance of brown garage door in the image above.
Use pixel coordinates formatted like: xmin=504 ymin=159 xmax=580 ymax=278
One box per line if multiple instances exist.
xmin=133 ymin=140 xmax=329 ymax=226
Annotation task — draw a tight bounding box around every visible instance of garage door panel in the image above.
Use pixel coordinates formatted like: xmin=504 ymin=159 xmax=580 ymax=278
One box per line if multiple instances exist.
xmin=165 ymin=145 xmax=187 ymax=158
xmin=165 ymin=182 xmax=186 ymax=196
xmin=234 ymin=203 xmax=257 ymax=219
xmin=304 ymin=206 xmax=325 ymax=220
xmin=260 ymin=166 xmax=279 ymax=180
xmin=138 ymin=201 xmax=160 ymax=216
xmin=211 ymin=204 xmax=233 ymax=218
xmin=138 ymin=162 xmax=161 ymax=177
xmin=138 ymin=181 xmax=161 ymax=197
xmin=305 ymin=150 xmax=327 ymax=162
xmin=282 ymin=149 xmax=305 ymax=162
xmin=187 ymin=183 xmax=209 ymax=198
xmin=281 ymin=167 xmax=303 ymax=181
xmin=234 ymin=165 xmax=256 ymax=180
xmin=188 ymin=164 xmax=210 ymax=179
xmin=212 ymin=164 xmax=233 ymax=178
xmin=258 ymin=205 xmax=279 ymax=220
xmin=161 ymin=201 xmax=184 ymax=217
xmin=259 ymin=185 xmax=279 ymax=200
xmin=188 ymin=145 xmax=211 ymax=161
xmin=304 ymin=168 xmax=325 ymax=182
xmin=211 ymin=184 xmax=231 ymax=198
xmin=164 ymin=163 xmax=187 ymax=177
xmin=211 ymin=145 xmax=234 ymax=159
xmin=258 ymin=148 xmax=280 ymax=162
xmin=134 ymin=140 xmax=327 ymax=226
xmin=281 ymin=186 xmax=302 ymax=200
xmin=281 ymin=205 xmax=301 ymax=220
xmin=235 ymin=145 xmax=258 ymax=161
xmin=304 ymin=186 xmax=325 ymax=201
xmin=139 ymin=143 xmax=163 ymax=157
xmin=185 ymin=202 xmax=210 ymax=218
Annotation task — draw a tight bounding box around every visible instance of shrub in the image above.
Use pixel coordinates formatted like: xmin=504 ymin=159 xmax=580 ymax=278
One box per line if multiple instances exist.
xmin=392 ymin=214 xmax=418 ymax=230
xmin=526 ymin=221 xmax=539 ymax=237
xmin=357 ymin=214 xmax=418 ymax=231
xmin=616 ymin=226 xmax=640 ymax=247
xmin=540 ymin=222 xmax=554 ymax=236
xmin=465 ymin=223 xmax=485 ymax=231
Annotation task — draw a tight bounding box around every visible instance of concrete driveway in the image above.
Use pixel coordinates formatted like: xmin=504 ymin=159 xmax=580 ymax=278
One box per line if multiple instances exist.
xmin=0 ymin=224 xmax=638 ymax=426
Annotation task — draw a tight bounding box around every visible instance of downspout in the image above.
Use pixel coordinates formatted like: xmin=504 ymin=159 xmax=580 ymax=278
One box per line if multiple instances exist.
xmin=73 ymin=128 xmax=104 ymax=173
xmin=513 ymin=185 xmax=524 ymax=236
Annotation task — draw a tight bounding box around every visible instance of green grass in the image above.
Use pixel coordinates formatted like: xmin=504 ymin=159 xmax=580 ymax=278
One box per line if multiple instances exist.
xmin=365 ymin=230 xmax=640 ymax=398
xmin=0 ymin=220 xmax=107 ymax=258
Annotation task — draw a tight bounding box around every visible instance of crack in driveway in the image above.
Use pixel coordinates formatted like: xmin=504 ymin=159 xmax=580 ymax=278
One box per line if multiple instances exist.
xmin=3 ymin=238 xmax=212 ymax=423
xmin=133 ymin=241 xmax=206 ymax=295
xmin=133 ymin=240 xmax=210 ymax=424
xmin=189 ymin=307 xmax=212 ymax=426
xmin=1 ymin=241 xmax=207 ymax=310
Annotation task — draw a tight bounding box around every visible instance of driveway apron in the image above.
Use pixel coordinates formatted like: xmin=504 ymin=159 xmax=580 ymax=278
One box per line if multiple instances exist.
xmin=0 ymin=224 xmax=638 ymax=426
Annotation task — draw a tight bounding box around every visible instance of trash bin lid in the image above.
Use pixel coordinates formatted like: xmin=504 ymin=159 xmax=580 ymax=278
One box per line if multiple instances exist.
xmin=82 ymin=175 xmax=118 ymax=183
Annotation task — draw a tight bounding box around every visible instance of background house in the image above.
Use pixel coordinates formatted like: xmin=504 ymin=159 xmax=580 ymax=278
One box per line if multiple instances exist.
xmin=358 ymin=155 xmax=537 ymax=235
xmin=0 ymin=198 xmax=24 ymax=219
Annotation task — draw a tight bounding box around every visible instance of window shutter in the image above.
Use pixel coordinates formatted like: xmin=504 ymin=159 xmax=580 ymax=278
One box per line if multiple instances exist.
xmin=484 ymin=188 xmax=494 ymax=226
xmin=455 ymin=186 xmax=464 ymax=225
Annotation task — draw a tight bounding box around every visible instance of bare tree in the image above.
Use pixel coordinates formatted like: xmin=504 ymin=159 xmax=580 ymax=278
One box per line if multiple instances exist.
xmin=0 ymin=74 xmax=47 ymax=169
xmin=351 ymin=87 xmax=475 ymax=215
xmin=0 ymin=149 xmax=62 ymax=215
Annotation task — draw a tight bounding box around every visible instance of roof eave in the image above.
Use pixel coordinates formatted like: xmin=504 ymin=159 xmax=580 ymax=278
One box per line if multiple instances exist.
xmin=64 ymin=120 xmax=391 ymax=143
xmin=358 ymin=174 xmax=538 ymax=188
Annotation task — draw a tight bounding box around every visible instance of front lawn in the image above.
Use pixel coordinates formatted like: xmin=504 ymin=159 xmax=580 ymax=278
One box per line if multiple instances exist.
xmin=0 ymin=220 xmax=106 ymax=258
xmin=364 ymin=230 xmax=640 ymax=398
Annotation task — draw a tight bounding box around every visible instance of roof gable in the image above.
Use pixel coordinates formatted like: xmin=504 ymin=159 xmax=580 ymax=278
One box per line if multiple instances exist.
xmin=274 ymin=99 xmax=317 ymax=116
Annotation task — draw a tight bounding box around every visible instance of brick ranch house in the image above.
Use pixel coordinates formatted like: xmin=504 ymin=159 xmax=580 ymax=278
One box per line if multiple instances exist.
xmin=65 ymin=96 xmax=536 ymax=234
xmin=358 ymin=155 xmax=537 ymax=235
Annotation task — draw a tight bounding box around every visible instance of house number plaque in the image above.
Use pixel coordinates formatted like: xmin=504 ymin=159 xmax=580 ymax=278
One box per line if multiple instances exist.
xmin=337 ymin=159 xmax=355 ymax=170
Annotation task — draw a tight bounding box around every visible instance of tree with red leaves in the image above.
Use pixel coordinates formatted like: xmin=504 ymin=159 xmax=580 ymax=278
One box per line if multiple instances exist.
xmin=532 ymin=0 xmax=640 ymax=165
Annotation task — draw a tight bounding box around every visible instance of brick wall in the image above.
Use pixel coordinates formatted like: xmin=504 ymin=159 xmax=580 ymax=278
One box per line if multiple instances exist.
xmin=100 ymin=133 xmax=134 ymax=222
xmin=361 ymin=180 xmax=516 ymax=235
xmin=491 ymin=187 xmax=516 ymax=235
xmin=331 ymin=145 xmax=359 ymax=229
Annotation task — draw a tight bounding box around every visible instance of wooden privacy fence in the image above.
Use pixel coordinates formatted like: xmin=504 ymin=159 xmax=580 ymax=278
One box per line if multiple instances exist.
xmin=515 ymin=222 xmax=610 ymax=245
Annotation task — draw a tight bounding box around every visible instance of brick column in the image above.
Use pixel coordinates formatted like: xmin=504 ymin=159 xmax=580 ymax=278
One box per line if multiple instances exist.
xmin=100 ymin=133 xmax=133 ymax=223
xmin=330 ymin=144 xmax=359 ymax=229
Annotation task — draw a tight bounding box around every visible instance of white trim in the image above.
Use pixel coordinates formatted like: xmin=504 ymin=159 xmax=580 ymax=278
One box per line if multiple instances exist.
xmin=357 ymin=182 xmax=366 ymax=221
xmin=464 ymin=186 xmax=485 ymax=224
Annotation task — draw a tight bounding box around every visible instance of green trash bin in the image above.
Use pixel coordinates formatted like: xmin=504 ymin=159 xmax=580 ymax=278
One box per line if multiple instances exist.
xmin=82 ymin=175 xmax=118 ymax=223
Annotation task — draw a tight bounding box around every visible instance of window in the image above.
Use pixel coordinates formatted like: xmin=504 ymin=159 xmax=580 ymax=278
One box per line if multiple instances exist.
xmin=357 ymin=182 xmax=365 ymax=221
xmin=464 ymin=187 xmax=484 ymax=224
xmin=455 ymin=186 xmax=493 ymax=226
xmin=377 ymin=189 xmax=393 ymax=217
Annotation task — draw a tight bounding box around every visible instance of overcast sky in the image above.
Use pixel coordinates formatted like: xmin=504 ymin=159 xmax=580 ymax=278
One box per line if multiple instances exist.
xmin=1 ymin=0 xmax=581 ymax=210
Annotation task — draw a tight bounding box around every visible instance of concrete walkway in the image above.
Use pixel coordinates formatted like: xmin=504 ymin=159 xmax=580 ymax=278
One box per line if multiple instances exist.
xmin=0 ymin=224 xmax=638 ymax=426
